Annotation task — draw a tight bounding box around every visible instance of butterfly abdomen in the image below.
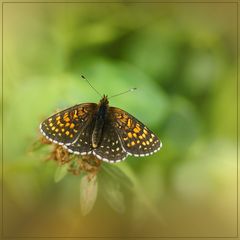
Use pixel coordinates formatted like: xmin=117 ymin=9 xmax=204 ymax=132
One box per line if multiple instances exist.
xmin=91 ymin=100 xmax=108 ymax=148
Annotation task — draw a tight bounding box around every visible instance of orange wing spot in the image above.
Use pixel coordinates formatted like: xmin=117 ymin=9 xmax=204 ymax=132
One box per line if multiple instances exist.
xmin=70 ymin=123 xmax=75 ymax=129
xmin=128 ymin=132 xmax=133 ymax=138
xmin=127 ymin=118 xmax=132 ymax=128
xmin=61 ymin=128 xmax=65 ymax=132
xmin=65 ymin=131 xmax=70 ymax=136
xmin=55 ymin=128 xmax=59 ymax=132
xmin=78 ymin=109 xmax=85 ymax=116
xmin=73 ymin=110 xmax=78 ymax=118
xmin=56 ymin=116 xmax=61 ymax=121
xmin=139 ymin=135 xmax=143 ymax=139
xmin=143 ymin=129 xmax=148 ymax=135
xmin=60 ymin=123 xmax=64 ymax=127
xmin=146 ymin=141 xmax=150 ymax=145
xmin=64 ymin=117 xmax=70 ymax=122
xmin=137 ymin=140 xmax=140 ymax=144
xmin=133 ymin=133 xmax=137 ymax=138
xmin=70 ymin=134 xmax=73 ymax=138
xmin=142 ymin=133 xmax=146 ymax=138
xmin=116 ymin=114 xmax=122 ymax=119
xmin=142 ymin=142 xmax=146 ymax=146
xmin=51 ymin=126 xmax=56 ymax=130
xmin=131 ymin=141 xmax=135 ymax=146
xmin=120 ymin=118 xmax=127 ymax=124
xmin=65 ymin=123 xmax=70 ymax=127
xmin=57 ymin=121 xmax=61 ymax=125
xmin=133 ymin=127 xmax=140 ymax=133
xmin=92 ymin=143 xmax=98 ymax=148
xmin=49 ymin=123 xmax=53 ymax=127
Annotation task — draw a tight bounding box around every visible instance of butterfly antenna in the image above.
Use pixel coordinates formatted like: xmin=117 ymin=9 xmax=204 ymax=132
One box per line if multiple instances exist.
xmin=108 ymin=87 xmax=137 ymax=99
xmin=81 ymin=75 xmax=102 ymax=97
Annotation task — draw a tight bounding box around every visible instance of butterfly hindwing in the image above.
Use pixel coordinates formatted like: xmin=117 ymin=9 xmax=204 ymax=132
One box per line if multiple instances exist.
xmin=92 ymin=119 xmax=128 ymax=163
xmin=40 ymin=103 xmax=97 ymax=145
xmin=109 ymin=107 xmax=162 ymax=157
xmin=63 ymin=119 xmax=95 ymax=155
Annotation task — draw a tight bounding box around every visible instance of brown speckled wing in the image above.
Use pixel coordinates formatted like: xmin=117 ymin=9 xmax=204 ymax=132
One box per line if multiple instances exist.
xmin=109 ymin=107 xmax=162 ymax=157
xmin=40 ymin=103 xmax=97 ymax=146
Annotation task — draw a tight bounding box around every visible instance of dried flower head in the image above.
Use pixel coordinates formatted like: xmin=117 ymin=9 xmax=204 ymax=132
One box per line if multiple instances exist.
xmin=39 ymin=136 xmax=102 ymax=177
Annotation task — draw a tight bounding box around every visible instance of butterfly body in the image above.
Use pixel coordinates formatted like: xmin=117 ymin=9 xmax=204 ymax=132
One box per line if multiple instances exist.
xmin=92 ymin=95 xmax=109 ymax=148
xmin=40 ymin=95 xmax=162 ymax=163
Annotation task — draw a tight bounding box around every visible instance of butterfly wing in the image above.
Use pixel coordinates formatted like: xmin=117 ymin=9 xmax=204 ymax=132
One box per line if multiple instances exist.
xmin=40 ymin=103 xmax=97 ymax=146
xmin=109 ymin=107 xmax=162 ymax=157
xmin=92 ymin=118 xmax=128 ymax=163
xmin=63 ymin=120 xmax=95 ymax=155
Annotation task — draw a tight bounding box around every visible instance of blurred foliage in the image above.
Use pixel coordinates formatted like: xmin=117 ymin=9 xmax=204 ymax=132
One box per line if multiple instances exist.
xmin=3 ymin=2 xmax=237 ymax=237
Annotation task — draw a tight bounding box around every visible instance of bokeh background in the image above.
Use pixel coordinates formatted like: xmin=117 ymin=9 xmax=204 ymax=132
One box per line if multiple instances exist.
xmin=2 ymin=2 xmax=238 ymax=238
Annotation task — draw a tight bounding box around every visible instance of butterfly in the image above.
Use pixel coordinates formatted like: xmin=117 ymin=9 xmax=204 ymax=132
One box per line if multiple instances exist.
xmin=40 ymin=95 xmax=162 ymax=163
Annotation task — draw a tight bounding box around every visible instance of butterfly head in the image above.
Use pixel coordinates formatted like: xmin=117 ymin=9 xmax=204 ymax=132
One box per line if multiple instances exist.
xmin=99 ymin=94 xmax=109 ymax=106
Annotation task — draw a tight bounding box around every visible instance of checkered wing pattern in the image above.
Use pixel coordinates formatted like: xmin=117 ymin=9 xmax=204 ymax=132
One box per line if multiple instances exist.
xmin=63 ymin=120 xmax=95 ymax=155
xmin=40 ymin=103 xmax=97 ymax=145
xmin=93 ymin=120 xmax=127 ymax=163
xmin=109 ymin=107 xmax=162 ymax=157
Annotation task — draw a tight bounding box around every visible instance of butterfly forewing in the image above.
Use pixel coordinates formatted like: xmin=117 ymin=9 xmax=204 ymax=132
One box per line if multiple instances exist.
xmin=109 ymin=107 xmax=162 ymax=157
xmin=40 ymin=103 xmax=97 ymax=145
xmin=93 ymin=120 xmax=128 ymax=163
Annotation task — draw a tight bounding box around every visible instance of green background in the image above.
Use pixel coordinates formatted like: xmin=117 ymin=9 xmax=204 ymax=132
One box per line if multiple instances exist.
xmin=3 ymin=2 xmax=237 ymax=238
